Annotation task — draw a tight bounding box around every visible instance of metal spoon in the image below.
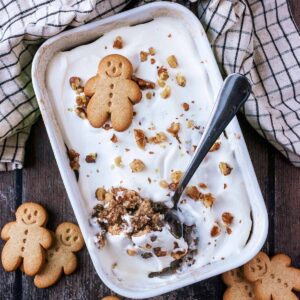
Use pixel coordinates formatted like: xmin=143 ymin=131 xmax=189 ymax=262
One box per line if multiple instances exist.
xmin=165 ymin=73 xmax=252 ymax=239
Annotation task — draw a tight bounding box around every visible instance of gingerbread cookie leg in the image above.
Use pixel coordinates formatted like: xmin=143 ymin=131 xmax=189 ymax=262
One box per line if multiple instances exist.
xmin=87 ymin=96 xmax=110 ymax=128
xmin=111 ymin=98 xmax=133 ymax=131
xmin=1 ymin=241 xmax=22 ymax=272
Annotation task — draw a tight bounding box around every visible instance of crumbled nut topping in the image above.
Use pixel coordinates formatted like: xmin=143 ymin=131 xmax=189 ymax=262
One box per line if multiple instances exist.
xmin=187 ymin=120 xmax=195 ymax=128
xmin=153 ymin=247 xmax=167 ymax=257
xmin=114 ymin=156 xmax=122 ymax=167
xmin=176 ymin=73 xmax=186 ymax=87
xmin=132 ymin=75 xmax=155 ymax=90
xmin=219 ymin=162 xmax=232 ymax=175
xmin=134 ymin=129 xmax=147 ymax=149
xmin=167 ymin=122 xmax=180 ymax=137
xmin=167 ymin=55 xmax=178 ymax=68
xmin=67 ymin=149 xmax=80 ymax=171
xmin=226 ymin=227 xmax=232 ymax=234
xmin=69 ymin=77 xmax=81 ymax=90
xmin=141 ymin=252 xmax=153 ymax=259
xmin=85 ymin=153 xmax=97 ymax=163
xmin=111 ymin=134 xmax=118 ymax=143
xmin=186 ymin=186 xmax=201 ymax=200
xmin=198 ymin=183 xmax=207 ymax=189
xmin=148 ymin=47 xmax=156 ymax=55
xmin=211 ymin=225 xmax=221 ymax=237
xmin=202 ymin=193 xmax=215 ymax=208
xmin=150 ymin=58 xmax=156 ymax=64
xmin=160 ymin=86 xmax=171 ymax=99
xmin=148 ymin=132 xmax=167 ymax=144
xmin=157 ymin=67 xmax=169 ymax=80
xmin=171 ymin=170 xmax=183 ymax=184
xmin=130 ymin=159 xmax=145 ymax=173
xmin=210 ymin=141 xmax=221 ymax=152
xmin=127 ymin=248 xmax=138 ymax=256
xmin=159 ymin=180 xmax=168 ymax=189
xmin=157 ymin=79 xmax=166 ymax=88
xmin=96 ymin=187 xmax=106 ymax=201
xmin=140 ymin=51 xmax=149 ymax=62
xmin=146 ymin=92 xmax=152 ymax=100
xmin=113 ymin=36 xmax=123 ymax=49
xmin=168 ymin=182 xmax=178 ymax=191
xmin=182 ymin=103 xmax=189 ymax=111
xmin=171 ymin=249 xmax=187 ymax=260
xmin=222 ymin=212 xmax=234 ymax=225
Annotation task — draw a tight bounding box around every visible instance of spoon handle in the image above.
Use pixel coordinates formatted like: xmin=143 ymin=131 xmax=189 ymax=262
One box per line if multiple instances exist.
xmin=172 ymin=73 xmax=252 ymax=206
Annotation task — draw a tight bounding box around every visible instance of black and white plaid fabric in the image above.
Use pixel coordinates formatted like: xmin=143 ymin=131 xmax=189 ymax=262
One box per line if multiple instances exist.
xmin=1 ymin=0 xmax=300 ymax=171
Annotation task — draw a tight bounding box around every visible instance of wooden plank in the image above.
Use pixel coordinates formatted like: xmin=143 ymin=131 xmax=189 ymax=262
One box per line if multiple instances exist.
xmin=22 ymin=119 xmax=111 ymax=299
xmin=0 ymin=171 xmax=18 ymax=300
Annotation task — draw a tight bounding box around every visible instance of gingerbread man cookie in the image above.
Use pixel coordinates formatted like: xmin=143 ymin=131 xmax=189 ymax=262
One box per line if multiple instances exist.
xmin=243 ymin=252 xmax=300 ymax=300
xmin=1 ymin=202 xmax=52 ymax=276
xmin=222 ymin=267 xmax=255 ymax=300
xmin=85 ymin=54 xmax=142 ymax=131
xmin=34 ymin=222 xmax=84 ymax=288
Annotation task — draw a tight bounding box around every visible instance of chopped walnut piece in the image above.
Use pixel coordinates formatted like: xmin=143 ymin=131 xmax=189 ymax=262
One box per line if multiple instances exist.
xmin=95 ymin=187 xmax=106 ymax=201
xmin=148 ymin=47 xmax=156 ymax=55
xmin=202 ymin=193 xmax=215 ymax=208
xmin=153 ymin=247 xmax=167 ymax=257
xmin=111 ymin=134 xmax=118 ymax=143
xmin=210 ymin=141 xmax=221 ymax=152
xmin=157 ymin=79 xmax=166 ymax=88
xmin=160 ymin=86 xmax=171 ymax=99
xmin=67 ymin=149 xmax=80 ymax=171
xmin=114 ymin=156 xmax=122 ymax=167
xmin=113 ymin=36 xmax=123 ymax=49
xmin=171 ymin=249 xmax=187 ymax=260
xmin=95 ymin=232 xmax=106 ymax=248
xmin=69 ymin=77 xmax=81 ymax=90
xmin=219 ymin=162 xmax=233 ymax=176
xmin=182 ymin=103 xmax=189 ymax=111
xmin=226 ymin=227 xmax=232 ymax=234
xmin=141 ymin=252 xmax=153 ymax=259
xmin=198 ymin=183 xmax=207 ymax=189
xmin=146 ymin=92 xmax=152 ymax=100
xmin=134 ymin=129 xmax=147 ymax=149
xmin=186 ymin=186 xmax=201 ymax=200
xmin=176 ymin=73 xmax=186 ymax=87
xmin=127 ymin=248 xmax=137 ymax=256
xmin=140 ymin=51 xmax=148 ymax=62
xmin=187 ymin=120 xmax=195 ymax=128
xmin=167 ymin=55 xmax=178 ymax=68
xmin=157 ymin=67 xmax=169 ymax=80
xmin=167 ymin=122 xmax=180 ymax=137
xmin=224 ymin=183 xmax=228 ymax=189
xmin=75 ymin=107 xmax=86 ymax=119
xmin=130 ymin=159 xmax=145 ymax=173
xmin=168 ymin=182 xmax=177 ymax=191
xmin=159 ymin=180 xmax=168 ymax=189
xmin=148 ymin=132 xmax=167 ymax=144
xmin=85 ymin=153 xmax=97 ymax=163
xmin=132 ymin=75 xmax=155 ymax=90
xmin=171 ymin=170 xmax=183 ymax=184
xmin=222 ymin=212 xmax=234 ymax=225
xmin=150 ymin=58 xmax=156 ymax=64
xmin=211 ymin=225 xmax=221 ymax=237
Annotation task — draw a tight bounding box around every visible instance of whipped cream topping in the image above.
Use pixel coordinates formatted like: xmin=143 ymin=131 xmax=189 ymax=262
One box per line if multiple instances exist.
xmin=46 ymin=16 xmax=252 ymax=288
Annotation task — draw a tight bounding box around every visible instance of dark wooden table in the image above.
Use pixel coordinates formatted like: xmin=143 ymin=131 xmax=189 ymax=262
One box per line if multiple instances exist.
xmin=1 ymin=1 xmax=300 ymax=299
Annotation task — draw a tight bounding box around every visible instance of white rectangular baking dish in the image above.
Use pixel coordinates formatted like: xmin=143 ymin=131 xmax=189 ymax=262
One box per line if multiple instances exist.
xmin=31 ymin=2 xmax=268 ymax=298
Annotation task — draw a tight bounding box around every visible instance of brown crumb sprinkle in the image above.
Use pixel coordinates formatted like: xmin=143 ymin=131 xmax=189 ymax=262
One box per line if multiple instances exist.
xmin=222 ymin=212 xmax=234 ymax=225
xmin=134 ymin=129 xmax=147 ymax=149
xmin=130 ymin=159 xmax=145 ymax=173
xmin=182 ymin=103 xmax=189 ymax=111
xmin=186 ymin=186 xmax=201 ymax=200
xmin=226 ymin=227 xmax=232 ymax=234
xmin=110 ymin=134 xmax=118 ymax=143
xmin=171 ymin=170 xmax=183 ymax=184
xmin=132 ymin=75 xmax=155 ymax=90
xmin=198 ymin=183 xmax=207 ymax=189
xmin=148 ymin=47 xmax=156 ymax=55
xmin=126 ymin=248 xmax=137 ymax=256
xmin=219 ymin=162 xmax=233 ymax=175
xmin=148 ymin=132 xmax=167 ymax=144
xmin=210 ymin=141 xmax=221 ymax=152
xmin=140 ymin=51 xmax=148 ymax=62
xmin=167 ymin=55 xmax=178 ymax=68
xmin=69 ymin=76 xmax=81 ymax=90
xmin=167 ymin=122 xmax=180 ymax=137
xmin=211 ymin=225 xmax=221 ymax=237
xmin=67 ymin=149 xmax=80 ymax=171
xmin=153 ymin=247 xmax=167 ymax=257
xmin=113 ymin=36 xmax=123 ymax=49
xmin=157 ymin=67 xmax=169 ymax=80
xmin=114 ymin=156 xmax=122 ymax=167
xmin=85 ymin=153 xmax=97 ymax=163
xmin=159 ymin=180 xmax=168 ymax=189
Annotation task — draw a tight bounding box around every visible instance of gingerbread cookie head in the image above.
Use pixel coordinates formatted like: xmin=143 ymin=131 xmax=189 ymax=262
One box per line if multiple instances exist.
xmin=98 ymin=54 xmax=133 ymax=79
xmin=243 ymin=252 xmax=270 ymax=281
xmin=56 ymin=222 xmax=84 ymax=252
xmin=16 ymin=202 xmax=48 ymax=227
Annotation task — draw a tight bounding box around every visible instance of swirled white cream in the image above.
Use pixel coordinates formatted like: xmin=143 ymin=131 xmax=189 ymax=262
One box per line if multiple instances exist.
xmin=46 ymin=17 xmax=252 ymax=287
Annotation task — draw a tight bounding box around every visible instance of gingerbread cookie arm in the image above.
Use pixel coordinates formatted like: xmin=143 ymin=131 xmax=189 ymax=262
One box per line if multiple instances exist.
xmin=124 ymin=80 xmax=142 ymax=104
xmin=84 ymin=76 xmax=98 ymax=97
xmin=1 ymin=221 xmax=17 ymax=240
xmin=38 ymin=227 xmax=53 ymax=249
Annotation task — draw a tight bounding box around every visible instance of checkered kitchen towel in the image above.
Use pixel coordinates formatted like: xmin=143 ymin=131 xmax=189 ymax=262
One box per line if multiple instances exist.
xmin=1 ymin=0 xmax=300 ymax=171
